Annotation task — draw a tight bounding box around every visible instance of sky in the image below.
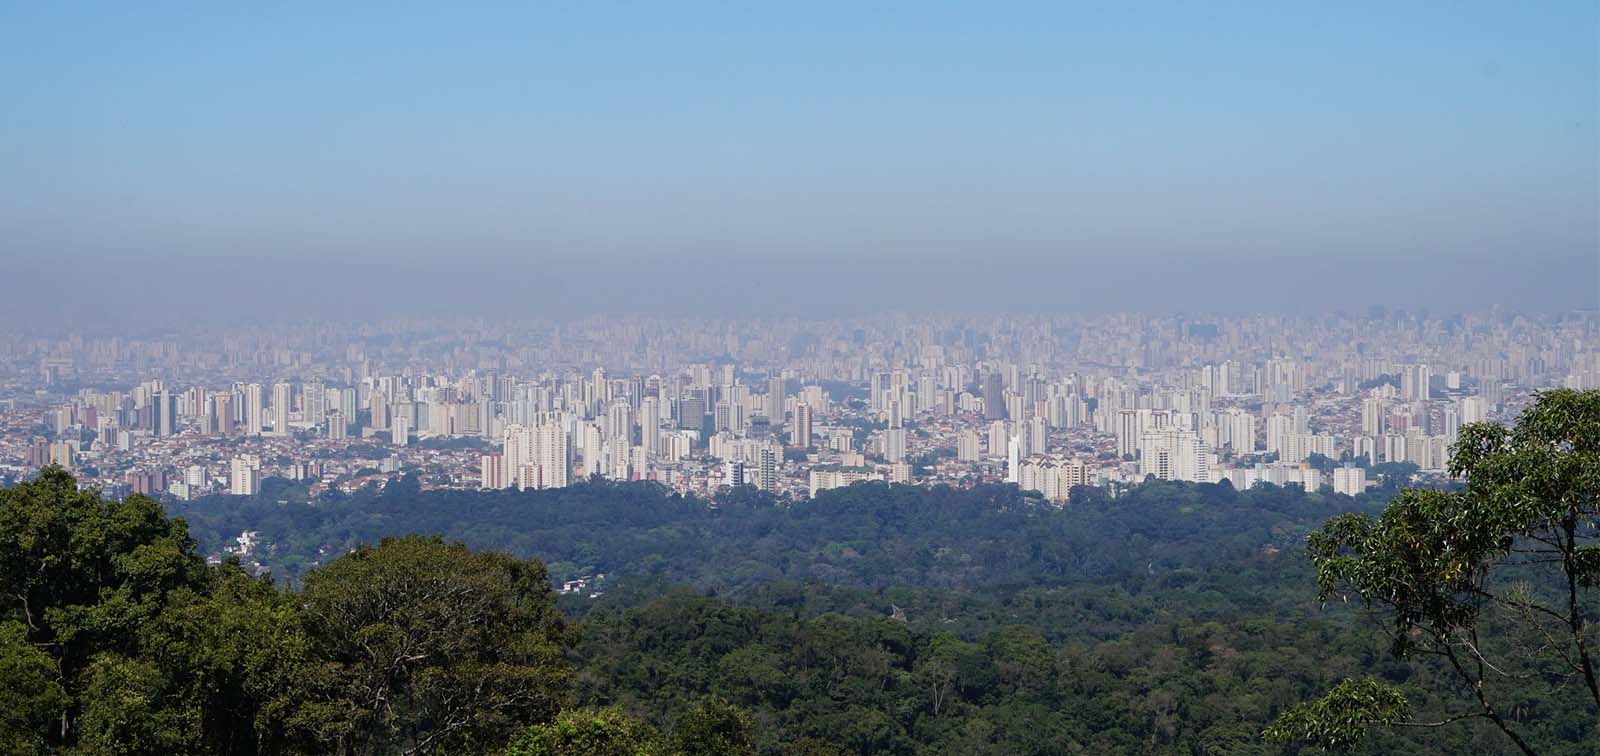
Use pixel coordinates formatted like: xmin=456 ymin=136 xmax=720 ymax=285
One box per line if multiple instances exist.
xmin=1 ymin=2 xmax=1596 ymax=324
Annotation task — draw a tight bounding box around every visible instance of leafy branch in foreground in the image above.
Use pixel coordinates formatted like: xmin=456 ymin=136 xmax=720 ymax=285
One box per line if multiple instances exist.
xmin=1271 ymin=389 xmax=1600 ymax=753
xmin=1262 ymin=678 xmax=1411 ymax=748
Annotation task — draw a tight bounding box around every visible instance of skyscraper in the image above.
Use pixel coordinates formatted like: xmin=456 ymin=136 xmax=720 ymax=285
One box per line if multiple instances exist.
xmin=271 ymin=382 xmax=292 ymax=436
xmin=884 ymin=427 xmax=907 ymax=463
xmin=153 ymin=391 xmax=177 ymax=437
xmin=756 ymin=443 xmax=780 ymax=492
xmin=766 ymin=375 xmax=785 ymax=434
xmin=640 ymin=396 xmax=661 ymax=457
xmin=303 ymin=381 xmax=326 ymax=428
xmin=245 ymin=383 xmax=264 ymax=436
xmin=1361 ymin=397 xmax=1384 ymax=436
xmin=791 ymin=401 xmax=813 ymax=448
xmin=983 ymin=372 xmax=1006 ymax=420
xmin=211 ymin=393 xmax=235 ymax=435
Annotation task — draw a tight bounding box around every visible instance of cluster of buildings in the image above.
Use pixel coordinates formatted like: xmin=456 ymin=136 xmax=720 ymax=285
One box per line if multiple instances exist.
xmin=0 ymin=310 xmax=1594 ymax=504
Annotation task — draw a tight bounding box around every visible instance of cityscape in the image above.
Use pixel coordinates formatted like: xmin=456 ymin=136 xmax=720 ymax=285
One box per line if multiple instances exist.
xmin=2 ymin=2 xmax=1595 ymax=753
xmin=4 ymin=310 xmax=1593 ymax=566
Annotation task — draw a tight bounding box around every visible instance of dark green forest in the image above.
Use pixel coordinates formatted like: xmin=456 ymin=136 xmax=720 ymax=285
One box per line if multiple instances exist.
xmin=3 ymin=390 xmax=1597 ymax=754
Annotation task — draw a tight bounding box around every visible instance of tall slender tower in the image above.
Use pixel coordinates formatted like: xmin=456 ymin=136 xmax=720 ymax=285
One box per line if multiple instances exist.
xmin=272 ymin=383 xmax=292 ymax=436
xmin=245 ymin=383 xmax=264 ymax=436
xmin=791 ymin=401 xmax=813 ymax=448
xmin=766 ymin=375 xmax=785 ymax=435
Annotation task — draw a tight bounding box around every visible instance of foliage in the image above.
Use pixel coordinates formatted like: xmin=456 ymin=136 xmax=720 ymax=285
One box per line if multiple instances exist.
xmin=296 ymin=535 xmax=573 ymax=754
xmin=1281 ymin=389 xmax=1600 ymax=753
xmin=1262 ymin=678 xmax=1410 ymax=749
xmin=0 ymin=471 xmax=572 ymax=755
xmin=0 ymin=467 xmax=212 ymax=751
xmin=174 ymin=475 xmax=1392 ymax=587
xmin=661 ymin=698 xmax=756 ymax=756
xmin=504 ymin=707 xmax=659 ymax=756
xmin=6 ymin=431 xmax=1598 ymax=756
xmin=0 ymin=621 xmax=67 ymax=756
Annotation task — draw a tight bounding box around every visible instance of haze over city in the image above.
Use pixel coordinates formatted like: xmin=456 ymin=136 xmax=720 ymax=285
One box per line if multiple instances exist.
xmin=2 ymin=2 xmax=1596 ymax=325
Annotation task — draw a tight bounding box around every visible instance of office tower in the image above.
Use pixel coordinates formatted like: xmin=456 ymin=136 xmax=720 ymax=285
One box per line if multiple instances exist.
xmin=271 ymin=382 xmax=291 ymax=436
xmin=983 ymin=372 xmax=1007 ymax=420
xmin=153 ymin=391 xmax=177 ymax=437
xmin=677 ymin=396 xmax=706 ymax=429
xmin=245 ymin=383 xmax=264 ymax=435
xmin=791 ymin=401 xmax=813 ymax=448
xmin=766 ymin=375 xmax=785 ymax=434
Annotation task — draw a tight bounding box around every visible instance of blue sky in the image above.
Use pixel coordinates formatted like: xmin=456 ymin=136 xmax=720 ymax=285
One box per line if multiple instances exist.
xmin=1 ymin=3 xmax=1595 ymax=320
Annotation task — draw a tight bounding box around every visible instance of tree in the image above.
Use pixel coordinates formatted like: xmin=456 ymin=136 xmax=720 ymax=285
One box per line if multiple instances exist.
xmin=296 ymin=535 xmax=574 ymax=755
xmin=503 ymin=707 xmax=658 ymax=756
xmin=0 ymin=467 xmax=211 ymax=748
xmin=1305 ymin=452 xmax=1338 ymax=475
xmin=0 ymin=621 xmax=67 ymax=755
xmin=1270 ymin=389 xmax=1600 ymax=752
xmin=661 ymin=698 xmax=755 ymax=756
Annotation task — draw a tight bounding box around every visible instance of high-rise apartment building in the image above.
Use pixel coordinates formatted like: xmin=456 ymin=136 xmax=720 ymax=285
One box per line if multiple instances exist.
xmin=272 ymin=382 xmax=292 ymax=436
xmin=791 ymin=401 xmax=813 ymax=448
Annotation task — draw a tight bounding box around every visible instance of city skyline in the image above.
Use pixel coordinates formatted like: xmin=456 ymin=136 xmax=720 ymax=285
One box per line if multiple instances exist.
xmin=5 ymin=309 xmax=1592 ymax=531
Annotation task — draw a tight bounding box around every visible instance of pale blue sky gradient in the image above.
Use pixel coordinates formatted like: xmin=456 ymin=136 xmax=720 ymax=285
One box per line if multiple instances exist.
xmin=1 ymin=2 xmax=1595 ymax=322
